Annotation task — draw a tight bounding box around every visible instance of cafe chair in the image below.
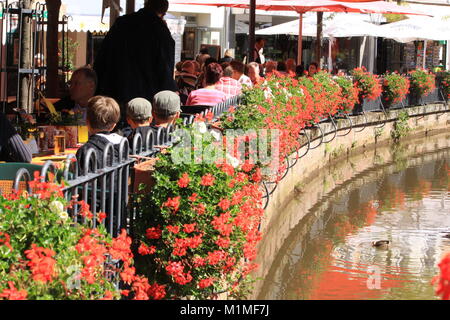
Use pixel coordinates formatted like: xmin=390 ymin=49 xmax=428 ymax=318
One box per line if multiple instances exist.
xmin=0 ymin=163 xmax=44 ymax=196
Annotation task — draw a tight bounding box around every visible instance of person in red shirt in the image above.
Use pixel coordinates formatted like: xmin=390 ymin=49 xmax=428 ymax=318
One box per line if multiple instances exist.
xmin=185 ymin=63 xmax=227 ymax=106
xmin=215 ymin=63 xmax=242 ymax=99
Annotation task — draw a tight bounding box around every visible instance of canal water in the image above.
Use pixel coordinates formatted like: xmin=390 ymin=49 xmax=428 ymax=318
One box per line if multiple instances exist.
xmin=258 ymin=135 xmax=450 ymax=300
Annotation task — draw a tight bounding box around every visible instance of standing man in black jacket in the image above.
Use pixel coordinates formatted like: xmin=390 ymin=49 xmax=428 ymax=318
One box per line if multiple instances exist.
xmin=94 ymin=0 xmax=177 ymax=127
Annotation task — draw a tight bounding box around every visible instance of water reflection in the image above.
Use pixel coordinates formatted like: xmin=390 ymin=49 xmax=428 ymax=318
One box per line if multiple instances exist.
xmin=258 ymin=145 xmax=450 ymax=300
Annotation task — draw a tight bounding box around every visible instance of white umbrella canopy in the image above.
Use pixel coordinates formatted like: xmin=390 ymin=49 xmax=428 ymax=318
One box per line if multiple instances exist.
xmin=376 ymin=16 xmax=450 ymax=43
xmin=255 ymin=13 xmax=382 ymax=38
xmin=255 ymin=17 xmax=318 ymax=36
xmin=323 ymin=14 xmax=382 ymax=37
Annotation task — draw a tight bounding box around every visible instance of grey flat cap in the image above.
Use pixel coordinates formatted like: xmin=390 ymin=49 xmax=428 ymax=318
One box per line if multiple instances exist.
xmin=153 ymin=91 xmax=181 ymax=117
xmin=127 ymin=98 xmax=152 ymax=121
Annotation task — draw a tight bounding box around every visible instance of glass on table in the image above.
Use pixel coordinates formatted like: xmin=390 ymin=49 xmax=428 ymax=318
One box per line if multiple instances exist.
xmin=53 ymin=130 xmax=66 ymax=156
xmin=37 ymin=126 xmax=48 ymax=152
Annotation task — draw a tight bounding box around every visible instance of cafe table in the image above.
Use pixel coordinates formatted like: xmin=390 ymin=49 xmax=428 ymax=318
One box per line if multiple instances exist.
xmin=31 ymin=147 xmax=80 ymax=167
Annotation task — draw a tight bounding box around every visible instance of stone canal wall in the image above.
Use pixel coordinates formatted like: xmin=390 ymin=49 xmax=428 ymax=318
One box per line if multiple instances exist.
xmin=250 ymin=103 xmax=450 ymax=299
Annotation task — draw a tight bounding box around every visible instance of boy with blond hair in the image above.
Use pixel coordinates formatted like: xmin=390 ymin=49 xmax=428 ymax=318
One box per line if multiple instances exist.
xmin=76 ymin=95 xmax=124 ymax=171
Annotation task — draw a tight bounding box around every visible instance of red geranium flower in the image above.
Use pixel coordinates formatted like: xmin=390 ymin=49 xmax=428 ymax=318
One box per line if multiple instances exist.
xmin=163 ymin=196 xmax=181 ymax=213
xmin=177 ymin=173 xmax=190 ymax=188
xmin=183 ymin=223 xmax=196 ymax=234
xmin=145 ymin=226 xmax=162 ymax=239
xmin=200 ymin=174 xmax=215 ymax=186
xmin=167 ymin=225 xmax=181 ymax=234
xmin=138 ymin=243 xmax=156 ymax=256
xmin=24 ymin=244 xmax=57 ymax=283
xmin=194 ymin=203 xmax=206 ymax=215
xmin=0 ymin=282 xmax=27 ymax=300
xmin=188 ymin=193 xmax=199 ymax=202
xmin=217 ymin=198 xmax=231 ymax=211
xmin=198 ymin=278 xmax=215 ymax=289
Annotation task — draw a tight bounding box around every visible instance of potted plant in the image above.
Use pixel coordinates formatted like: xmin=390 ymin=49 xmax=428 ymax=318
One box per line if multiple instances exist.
xmin=408 ymin=68 xmax=436 ymax=105
xmin=439 ymin=71 xmax=450 ymax=102
xmin=312 ymin=71 xmax=343 ymax=116
xmin=0 ymin=174 xmax=157 ymax=300
xmin=131 ymin=123 xmax=264 ymax=299
xmin=382 ymin=72 xmax=410 ymax=108
xmin=350 ymin=67 xmax=382 ymax=113
xmin=334 ymin=75 xmax=360 ymax=114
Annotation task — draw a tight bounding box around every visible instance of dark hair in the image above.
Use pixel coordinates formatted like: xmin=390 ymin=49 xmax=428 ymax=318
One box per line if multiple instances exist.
xmin=87 ymin=96 xmax=120 ymax=131
xmin=256 ymin=37 xmax=264 ymax=44
xmin=145 ymin=0 xmax=169 ymax=14
xmin=204 ymin=63 xmax=223 ymax=85
xmin=277 ymin=61 xmax=287 ymax=72
xmin=72 ymin=67 xmax=98 ymax=89
xmin=295 ymin=64 xmax=305 ymax=77
xmin=204 ymin=57 xmax=218 ymax=68
xmin=220 ymin=62 xmax=230 ymax=70
xmin=309 ymin=62 xmax=319 ymax=69
xmin=200 ymin=47 xmax=209 ymax=55
xmin=230 ymin=60 xmax=245 ymax=74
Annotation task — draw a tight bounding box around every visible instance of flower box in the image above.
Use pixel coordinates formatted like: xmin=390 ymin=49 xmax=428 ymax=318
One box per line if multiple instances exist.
xmin=382 ymin=93 xmax=408 ymax=109
xmin=407 ymin=92 xmax=422 ymax=106
xmin=407 ymin=88 xmax=443 ymax=106
xmin=352 ymin=97 xmax=382 ymax=114
xmin=420 ymin=88 xmax=445 ymax=105
xmin=132 ymin=157 xmax=158 ymax=194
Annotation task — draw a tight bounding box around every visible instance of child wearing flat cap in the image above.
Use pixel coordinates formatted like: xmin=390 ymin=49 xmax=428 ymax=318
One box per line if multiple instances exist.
xmin=126 ymin=97 xmax=154 ymax=150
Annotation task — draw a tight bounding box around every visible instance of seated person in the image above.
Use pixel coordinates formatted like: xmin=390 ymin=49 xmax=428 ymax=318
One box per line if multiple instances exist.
xmin=215 ymin=63 xmax=242 ymax=99
xmin=126 ymin=98 xmax=154 ymax=150
xmin=230 ymin=60 xmax=253 ymax=88
xmin=176 ymin=60 xmax=198 ymax=104
xmin=193 ymin=60 xmax=201 ymax=76
xmin=219 ymin=49 xmax=234 ymax=64
xmin=175 ymin=61 xmax=184 ymax=77
xmin=152 ymin=90 xmax=181 ymax=129
xmin=296 ymin=64 xmax=305 ymax=77
xmin=195 ymin=47 xmax=209 ymax=66
xmin=196 ymin=53 xmax=210 ymax=72
xmin=276 ymin=61 xmax=289 ymax=76
xmin=264 ymin=60 xmax=278 ymax=75
xmin=186 ymin=63 xmax=227 ymax=106
xmin=246 ymin=62 xmax=261 ymax=85
xmin=308 ymin=62 xmax=319 ymax=77
xmin=0 ymin=113 xmax=32 ymax=163
xmin=76 ymin=96 xmax=123 ymax=172
xmin=195 ymin=57 xmax=218 ymax=90
xmin=286 ymin=58 xmax=297 ymax=74
xmin=54 ymin=67 xmax=97 ymax=121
